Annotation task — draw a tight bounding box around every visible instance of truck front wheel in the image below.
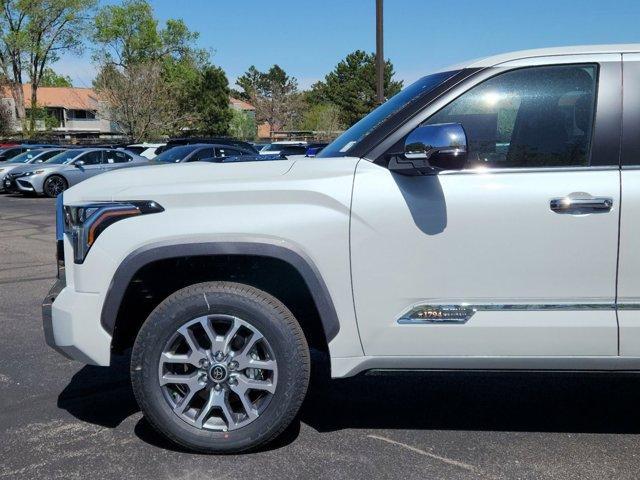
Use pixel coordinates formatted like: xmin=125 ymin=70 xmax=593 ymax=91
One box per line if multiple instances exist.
xmin=131 ymin=281 xmax=310 ymax=453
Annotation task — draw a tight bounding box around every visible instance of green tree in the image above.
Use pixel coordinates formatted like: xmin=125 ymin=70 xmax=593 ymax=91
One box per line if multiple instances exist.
xmin=310 ymin=50 xmax=403 ymax=126
xmin=300 ymin=103 xmax=343 ymax=140
xmin=0 ymin=0 xmax=96 ymax=133
xmin=93 ymin=0 xmax=202 ymax=67
xmin=40 ymin=67 xmax=72 ymax=87
xmin=236 ymin=64 xmax=299 ymax=134
xmin=229 ymin=109 xmax=256 ymax=141
xmin=94 ymin=61 xmax=174 ymax=142
xmin=191 ymin=65 xmax=232 ymax=135
xmin=93 ymin=0 xmax=231 ymax=139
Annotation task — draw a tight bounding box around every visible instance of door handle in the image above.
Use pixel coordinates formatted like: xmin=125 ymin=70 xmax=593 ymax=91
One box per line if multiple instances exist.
xmin=550 ymin=195 xmax=613 ymax=213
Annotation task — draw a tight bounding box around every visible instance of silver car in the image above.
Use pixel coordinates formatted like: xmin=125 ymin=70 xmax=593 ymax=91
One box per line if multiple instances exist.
xmin=0 ymin=148 xmax=67 ymax=192
xmin=13 ymin=148 xmax=149 ymax=197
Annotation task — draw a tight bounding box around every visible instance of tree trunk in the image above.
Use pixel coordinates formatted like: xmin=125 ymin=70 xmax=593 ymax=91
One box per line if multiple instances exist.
xmin=28 ymin=83 xmax=38 ymax=134
xmin=10 ymin=82 xmax=25 ymax=121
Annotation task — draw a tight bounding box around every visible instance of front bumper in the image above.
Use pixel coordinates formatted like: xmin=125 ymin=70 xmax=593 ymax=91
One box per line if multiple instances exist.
xmin=42 ymin=270 xmax=112 ymax=365
xmin=42 ymin=273 xmax=70 ymax=359
xmin=2 ymin=174 xmax=20 ymax=192
xmin=17 ymin=178 xmax=36 ymax=193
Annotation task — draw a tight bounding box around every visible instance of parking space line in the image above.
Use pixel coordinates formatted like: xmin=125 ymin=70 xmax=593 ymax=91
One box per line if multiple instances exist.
xmin=367 ymin=434 xmax=485 ymax=475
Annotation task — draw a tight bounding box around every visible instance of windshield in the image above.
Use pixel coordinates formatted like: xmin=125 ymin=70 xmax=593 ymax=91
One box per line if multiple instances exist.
xmin=45 ymin=150 xmax=82 ymax=164
xmin=7 ymin=149 xmax=45 ymax=164
xmin=318 ymin=70 xmax=459 ymax=158
xmin=155 ymin=145 xmax=199 ymax=163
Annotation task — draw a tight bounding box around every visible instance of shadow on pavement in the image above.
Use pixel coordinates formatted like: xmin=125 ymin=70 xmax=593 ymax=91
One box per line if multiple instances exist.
xmin=58 ymin=352 xmax=640 ymax=453
xmin=302 ymin=366 xmax=640 ymax=434
xmin=57 ymin=355 xmax=137 ymax=429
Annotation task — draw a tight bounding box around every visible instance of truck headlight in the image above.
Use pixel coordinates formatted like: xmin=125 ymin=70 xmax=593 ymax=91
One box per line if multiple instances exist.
xmin=64 ymin=201 xmax=164 ymax=263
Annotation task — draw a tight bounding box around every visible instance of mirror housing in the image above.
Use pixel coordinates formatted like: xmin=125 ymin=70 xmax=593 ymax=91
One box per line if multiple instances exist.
xmin=74 ymin=160 xmax=85 ymax=168
xmin=389 ymin=123 xmax=468 ymax=176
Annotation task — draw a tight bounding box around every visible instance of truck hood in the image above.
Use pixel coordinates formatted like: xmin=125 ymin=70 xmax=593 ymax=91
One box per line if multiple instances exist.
xmin=63 ymin=159 xmax=298 ymax=203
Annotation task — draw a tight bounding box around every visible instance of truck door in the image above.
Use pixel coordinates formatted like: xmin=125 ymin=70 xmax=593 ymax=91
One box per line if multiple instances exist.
xmin=351 ymin=55 xmax=622 ymax=358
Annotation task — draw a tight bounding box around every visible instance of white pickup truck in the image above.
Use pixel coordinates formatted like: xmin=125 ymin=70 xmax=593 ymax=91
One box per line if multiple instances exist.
xmin=43 ymin=44 xmax=640 ymax=453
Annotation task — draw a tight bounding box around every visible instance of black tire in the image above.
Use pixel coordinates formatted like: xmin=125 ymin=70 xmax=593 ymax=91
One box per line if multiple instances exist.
xmin=131 ymin=281 xmax=310 ymax=453
xmin=43 ymin=175 xmax=68 ymax=198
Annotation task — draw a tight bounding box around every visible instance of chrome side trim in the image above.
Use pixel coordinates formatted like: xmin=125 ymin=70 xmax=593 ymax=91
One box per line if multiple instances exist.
xmin=438 ymin=165 xmax=618 ymax=176
xmin=398 ymin=303 xmax=640 ymax=325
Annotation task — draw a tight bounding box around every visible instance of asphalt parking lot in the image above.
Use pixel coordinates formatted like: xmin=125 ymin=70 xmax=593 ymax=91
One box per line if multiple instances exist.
xmin=2 ymin=193 xmax=640 ymax=479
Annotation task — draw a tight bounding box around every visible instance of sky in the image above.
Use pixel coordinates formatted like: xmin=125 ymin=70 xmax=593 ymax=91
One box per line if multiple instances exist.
xmin=56 ymin=0 xmax=640 ymax=90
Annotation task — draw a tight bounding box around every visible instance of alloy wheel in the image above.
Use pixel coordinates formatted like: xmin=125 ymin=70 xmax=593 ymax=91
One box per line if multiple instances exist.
xmin=44 ymin=176 xmax=66 ymax=197
xmin=158 ymin=314 xmax=278 ymax=432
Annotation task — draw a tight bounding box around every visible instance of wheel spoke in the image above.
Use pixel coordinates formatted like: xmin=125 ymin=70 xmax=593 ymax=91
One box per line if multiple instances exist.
xmin=234 ymin=356 xmax=276 ymax=371
xmin=195 ymin=389 xmax=235 ymax=430
xmin=160 ymin=372 xmax=200 ymax=387
xmin=199 ymin=317 xmax=224 ymax=353
xmin=233 ymin=331 xmax=263 ymax=361
xmin=177 ymin=325 xmax=207 ymax=365
xmin=160 ymin=352 xmax=190 ymax=364
xmin=174 ymin=385 xmax=202 ymax=415
xmin=222 ymin=318 xmax=242 ymax=354
xmin=233 ymin=374 xmax=276 ymax=394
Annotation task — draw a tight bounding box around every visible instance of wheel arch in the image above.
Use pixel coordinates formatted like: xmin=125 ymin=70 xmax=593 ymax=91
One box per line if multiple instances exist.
xmin=101 ymin=241 xmax=340 ymax=352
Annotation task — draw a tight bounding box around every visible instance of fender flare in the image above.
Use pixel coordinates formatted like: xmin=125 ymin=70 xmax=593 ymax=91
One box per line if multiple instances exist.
xmin=100 ymin=241 xmax=340 ymax=342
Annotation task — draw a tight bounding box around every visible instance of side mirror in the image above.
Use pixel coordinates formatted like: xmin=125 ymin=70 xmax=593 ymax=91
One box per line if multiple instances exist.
xmin=74 ymin=160 xmax=85 ymax=168
xmin=389 ymin=123 xmax=468 ymax=175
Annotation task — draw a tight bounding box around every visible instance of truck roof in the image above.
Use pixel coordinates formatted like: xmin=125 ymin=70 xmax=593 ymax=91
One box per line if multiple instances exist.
xmin=447 ymin=44 xmax=640 ymax=70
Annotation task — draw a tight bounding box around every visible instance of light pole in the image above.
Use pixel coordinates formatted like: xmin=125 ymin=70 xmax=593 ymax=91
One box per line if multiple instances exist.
xmin=376 ymin=0 xmax=384 ymax=104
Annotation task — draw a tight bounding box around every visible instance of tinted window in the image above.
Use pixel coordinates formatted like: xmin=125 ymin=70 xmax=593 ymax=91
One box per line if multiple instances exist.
xmin=0 ymin=147 xmax=24 ymax=159
xmin=279 ymin=145 xmax=308 ymax=155
xmin=188 ymin=148 xmax=215 ymax=161
xmin=216 ymin=147 xmax=243 ymax=157
xmin=39 ymin=149 xmax=65 ymax=161
xmin=45 ymin=150 xmax=82 ymax=164
xmin=155 ymin=145 xmax=199 ymax=163
xmin=424 ymin=65 xmax=597 ymax=169
xmin=126 ymin=146 xmax=145 ymax=155
xmin=6 ymin=149 xmax=44 ymax=163
xmin=79 ymin=151 xmax=103 ymax=165
xmin=105 ymin=150 xmax=131 ymax=163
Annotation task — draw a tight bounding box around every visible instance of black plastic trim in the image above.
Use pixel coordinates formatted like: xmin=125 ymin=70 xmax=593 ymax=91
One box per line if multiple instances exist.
xmin=622 ymin=55 xmax=640 ymax=166
xmin=100 ymin=242 xmax=341 ymax=343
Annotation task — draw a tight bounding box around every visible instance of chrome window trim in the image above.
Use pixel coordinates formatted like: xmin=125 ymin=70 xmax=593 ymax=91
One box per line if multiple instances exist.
xmin=398 ymin=302 xmax=640 ymax=325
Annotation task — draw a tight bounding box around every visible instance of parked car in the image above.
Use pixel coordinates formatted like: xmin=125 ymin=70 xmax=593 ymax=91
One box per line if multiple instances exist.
xmin=44 ymin=44 xmax=640 ymax=454
xmin=153 ymin=143 xmax=256 ymax=163
xmin=0 ymin=148 xmax=67 ymax=192
xmin=13 ymin=148 xmax=148 ymax=197
xmin=124 ymin=143 xmax=165 ymax=159
xmin=162 ymin=137 xmax=258 ymax=155
xmin=0 ymin=144 xmax=58 ymax=162
xmin=305 ymin=143 xmax=329 ymax=157
xmin=259 ymin=141 xmax=308 ymax=155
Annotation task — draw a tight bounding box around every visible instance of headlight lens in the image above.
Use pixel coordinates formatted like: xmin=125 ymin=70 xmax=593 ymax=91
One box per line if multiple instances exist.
xmin=64 ymin=201 xmax=164 ymax=263
xmin=23 ymin=170 xmax=44 ymax=176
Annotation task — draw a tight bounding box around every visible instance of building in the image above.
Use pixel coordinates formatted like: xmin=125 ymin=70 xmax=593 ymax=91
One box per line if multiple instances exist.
xmin=2 ymin=84 xmax=262 ymax=140
xmin=1 ymin=84 xmax=120 ymax=139
xmin=229 ymin=97 xmax=255 ymax=115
